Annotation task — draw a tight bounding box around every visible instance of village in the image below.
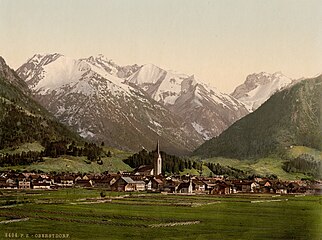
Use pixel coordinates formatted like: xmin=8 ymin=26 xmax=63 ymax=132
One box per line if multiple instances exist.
xmin=0 ymin=142 xmax=321 ymax=195
xmin=0 ymin=169 xmax=321 ymax=195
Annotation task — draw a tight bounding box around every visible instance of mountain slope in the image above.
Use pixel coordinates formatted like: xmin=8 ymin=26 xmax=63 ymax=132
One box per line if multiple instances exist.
xmin=232 ymin=72 xmax=294 ymax=111
xmin=0 ymin=56 xmax=81 ymax=149
xmin=17 ymin=54 xmax=203 ymax=155
xmin=194 ymin=76 xmax=322 ymax=159
xmin=127 ymin=64 xmax=249 ymax=140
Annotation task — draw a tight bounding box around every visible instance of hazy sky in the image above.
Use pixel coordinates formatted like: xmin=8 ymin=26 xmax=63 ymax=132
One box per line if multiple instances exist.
xmin=1 ymin=0 xmax=321 ymax=93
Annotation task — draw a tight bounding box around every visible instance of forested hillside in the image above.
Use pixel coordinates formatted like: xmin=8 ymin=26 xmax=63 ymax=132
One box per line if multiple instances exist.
xmin=0 ymin=57 xmax=81 ymax=150
xmin=194 ymin=76 xmax=322 ymax=159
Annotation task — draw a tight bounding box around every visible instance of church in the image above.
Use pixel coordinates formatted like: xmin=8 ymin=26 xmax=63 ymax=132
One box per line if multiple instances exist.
xmin=153 ymin=140 xmax=162 ymax=176
xmin=133 ymin=141 xmax=163 ymax=176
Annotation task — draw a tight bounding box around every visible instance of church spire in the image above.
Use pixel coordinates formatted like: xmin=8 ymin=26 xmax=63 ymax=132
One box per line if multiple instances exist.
xmin=156 ymin=140 xmax=160 ymax=155
xmin=154 ymin=140 xmax=162 ymax=176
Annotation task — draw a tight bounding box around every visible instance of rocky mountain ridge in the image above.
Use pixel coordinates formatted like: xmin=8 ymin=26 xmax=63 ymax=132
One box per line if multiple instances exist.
xmin=126 ymin=64 xmax=249 ymax=140
xmin=17 ymin=54 xmax=204 ymax=155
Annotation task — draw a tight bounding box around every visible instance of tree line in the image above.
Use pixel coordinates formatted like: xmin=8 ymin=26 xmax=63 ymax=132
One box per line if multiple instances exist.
xmin=123 ymin=149 xmax=203 ymax=174
xmin=0 ymin=140 xmax=112 ymax=167
xmin=0 ymin=151 xmax=43 ymax=167
xmin=43 ymin=140 xmax=111 ymax=162
xmin=283 ymin=153 xmax=322 ymax=178
xmin=206 ymin=162 xmax=247 ymax=179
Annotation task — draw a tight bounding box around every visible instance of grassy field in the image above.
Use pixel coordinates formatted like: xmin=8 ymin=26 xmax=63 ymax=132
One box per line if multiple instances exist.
xmin=201 ymin=145 xmax=322 ymax=180
xmin=288 ymin=146 xmax=322 ymax=160
xmin=203 ymin=156 xmax=309 ymax=180
xmin=0 ymin=189 xmax=321 ymax=240
xmin=0 ymin=142 xmax=44 ymax=155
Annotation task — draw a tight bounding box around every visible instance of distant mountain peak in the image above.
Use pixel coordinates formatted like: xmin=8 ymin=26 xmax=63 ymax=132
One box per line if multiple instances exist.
xmin=127 ymin=63 xmax=249 ymax=140
xmin=232 ymin=71 xmax=294 ymax=111
xmin=194 ymin=76 xmax=322 ymax=159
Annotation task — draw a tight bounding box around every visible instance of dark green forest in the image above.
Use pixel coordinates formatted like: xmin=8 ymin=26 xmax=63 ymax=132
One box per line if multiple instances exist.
xmin=0 ymin=76 xmax=81 ymax=150
xmin=283 ymin=154 xmax=322 ymax=179
xmin=123 ymin=149 xmax=202 ymax=174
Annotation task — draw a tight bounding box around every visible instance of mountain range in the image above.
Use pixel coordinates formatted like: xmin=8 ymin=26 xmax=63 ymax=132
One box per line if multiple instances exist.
xmin=16 ymin=53 xmax=249 ymax=154
xmin=194 ymin=75 xmax=322 ymax=159
xmin=126 ymin=64 xmax=248 ymax=139
xmin=3 ymin=52 xmax=312 ymax=157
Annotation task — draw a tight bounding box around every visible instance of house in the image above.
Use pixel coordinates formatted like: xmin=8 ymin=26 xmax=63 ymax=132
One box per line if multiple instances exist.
xmin=93 ymin=176 xmax=116 ymax=190
xmin=177 ymin=179 xmax=194 ymax=194
xmin=274 ymin=181 xmax=288 ymax=194
xmin=53 ymin=175 xmax=74 ymax=187
xmin=0 ymin=177 xmax=17 ymax=189
xmin=134 ymin=180 xmax=146 ymax=191
xmin=232 ymin=180 xmax=254 ymax=193
xmin=36 ymin=176 xmax=52 ymax=185
xmin=55 ymin=175 xmax=74 ymax=187
xmin=32 ymin=181 xmax=51 ymax=189
xmin=61 ymin=175 xmax=74 ymax=187
xmin=163 ymin=179 xmax=180 ymax=193
xmin=287 ymin=182 xmax=300 ymax=193
xmin=260 ymin=180 xmax=274 ymax=193
xmin=193 ymin=179 xmax=206 ymax=193
xmin=111 ymin=177 xmax=145 ymax=192
xmin=149 ymin=177 xmax=163 ymax=191
xmin=134 ymin=165 xmax=154 ymax=176
xmin=210 ymin=181 xmax=231 ymax=195
xmin=75 ymin=179 xmax=93 ymax=188
xmin=5 ymin=178 xmax=17 ymax=189
xmin=18 ymin=178 xmax=31 ymax=189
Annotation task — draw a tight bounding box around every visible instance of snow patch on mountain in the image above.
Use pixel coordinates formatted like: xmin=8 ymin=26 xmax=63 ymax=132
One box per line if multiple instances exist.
xmin=128 ymin=65 xmax=249 ymax=140
xmin=191 ymin=122 xmax=211 ymax=140
xmin=79 ymin=128 xmax=95 ymax=138
xmin=232 ymin=72 xmax=294 ymax=111
xmin=17 ymin=53 xmax=204 ymax=154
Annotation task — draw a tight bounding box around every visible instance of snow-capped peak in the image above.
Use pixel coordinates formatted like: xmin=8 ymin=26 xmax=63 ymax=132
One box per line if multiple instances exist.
xmin=84 ymin=54 xmax=120 ymax=76
xmin=232 ymin=71 xmax=294 ymax=111
xmin=127 ymin=63 xmax=167 ymax=85
xmin=17 ymin=54 xmax=135 ymax=97
xmin=26 ymin=53 xmax=62 ymax=66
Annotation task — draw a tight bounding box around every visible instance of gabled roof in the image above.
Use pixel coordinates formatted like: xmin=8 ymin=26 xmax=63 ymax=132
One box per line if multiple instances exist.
xmin=121 ymin=177 xmax=135 ymax=184
xmin=135 ymin=165 xmax=154 ymax=172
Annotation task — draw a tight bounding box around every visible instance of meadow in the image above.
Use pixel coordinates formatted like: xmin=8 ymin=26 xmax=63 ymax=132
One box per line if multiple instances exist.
xmin=0 ymin=189 xmax=321 ymax=240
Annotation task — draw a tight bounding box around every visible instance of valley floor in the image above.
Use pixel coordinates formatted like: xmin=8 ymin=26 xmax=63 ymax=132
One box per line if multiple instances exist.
xmin=0 ymin=189 xmax=321 ymax=240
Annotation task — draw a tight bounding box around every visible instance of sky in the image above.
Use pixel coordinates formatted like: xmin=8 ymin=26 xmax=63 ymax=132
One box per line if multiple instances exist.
xmin=1 ymin=0 xmax=321 ymax=93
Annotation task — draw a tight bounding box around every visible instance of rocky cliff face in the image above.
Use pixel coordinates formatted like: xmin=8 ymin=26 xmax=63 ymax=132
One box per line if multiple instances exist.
xmin=127 ymin=64 xmax=249 ymax=140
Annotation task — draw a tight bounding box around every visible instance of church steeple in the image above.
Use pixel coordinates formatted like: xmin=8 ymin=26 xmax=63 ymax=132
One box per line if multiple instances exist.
xmin=154 ymin=140 xmax=162 ymax=176
xmin=156 ymin=140 xmax=160 ymax=155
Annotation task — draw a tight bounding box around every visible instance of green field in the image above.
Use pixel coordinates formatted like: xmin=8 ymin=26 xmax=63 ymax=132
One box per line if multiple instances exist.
xmin=202 ymin=156 xmax=309 ymax=180
xmin=0 ymin=189 xmax=321 ymax=239
xmin=199 ymin=146 xmax=322 ymax=180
